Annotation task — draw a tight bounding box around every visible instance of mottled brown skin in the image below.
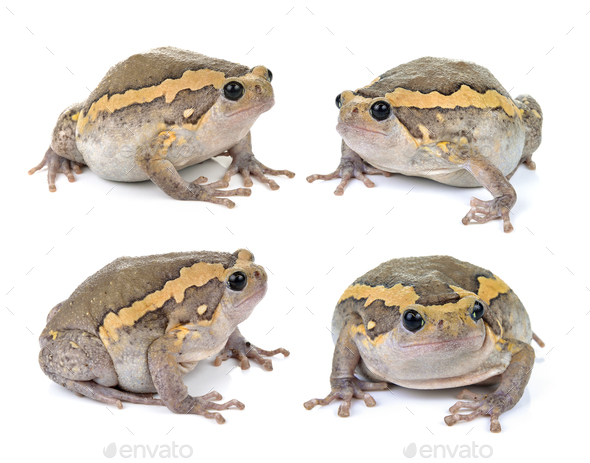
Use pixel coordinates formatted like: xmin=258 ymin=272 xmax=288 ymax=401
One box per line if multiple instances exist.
xmin=304 ymin=256 xmax=543 ymax=432
xmin=307 ymin=57 xmax=543 ymax=232
xmin=29 ymin=47 xmax=294 ymax=206
xmin=38 ymin=249 xmax=289 ymax=423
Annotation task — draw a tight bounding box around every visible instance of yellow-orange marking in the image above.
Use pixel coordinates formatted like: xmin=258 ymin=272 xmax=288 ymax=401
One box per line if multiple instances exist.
xmin=78 ymin=69 xmax=226 ymax=133
xmin=385 ymin=85 xmax=519 ymax=118
xmin=339 ymin=283 xmax=420 ymax=309
xmin=99 ymin=262 xmax=225 ymax=346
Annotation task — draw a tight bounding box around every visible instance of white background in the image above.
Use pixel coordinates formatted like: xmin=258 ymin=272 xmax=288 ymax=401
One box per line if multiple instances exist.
xmin=2 ymin=0 xmax=589 ymax=461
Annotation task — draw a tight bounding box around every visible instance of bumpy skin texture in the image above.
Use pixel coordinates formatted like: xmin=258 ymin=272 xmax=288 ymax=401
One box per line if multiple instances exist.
xmin=307 ymin=57 xmax=543 ymax=232
xmin=304 ymin=256 xmax=543 ymax=432
xmin=38 ymin=249 xmax=289 ymax=423
xmin=29 ymin=47 xmax=294 ymax=206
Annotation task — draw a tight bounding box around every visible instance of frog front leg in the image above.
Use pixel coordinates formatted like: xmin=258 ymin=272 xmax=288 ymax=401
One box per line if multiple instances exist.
xmin=213 ymin=327 xmax=289 ymax=371
xmin=420 ymin=141 xmax=517 ymax=233
xmin=307 ymin=141 xmax=391 ymax=195
xmin=444 ymin=340 xmax=534 ymax=433
xmin=136 ymin=131 xmax=251 ymax=208
xmin=148 ymin=330 xmax=244 ymax=424
xmin=304 ymin=318 xmax=387 ymax=417
xmin=220 ymin=131 xmax=295 ymax=190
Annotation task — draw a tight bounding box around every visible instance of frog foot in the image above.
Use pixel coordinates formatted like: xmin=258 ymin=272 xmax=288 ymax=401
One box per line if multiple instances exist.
xmin=523 ymin=154 xmax=536 ymax=170
xmin=214 ymin=339 xmax=290 ymax=371
xmin=303 ymin=377 xmax=387 ymax=417
xmin=444 ymin=389 xmax=510 ymax=433
xmin=188 ymin=177 xmax=251 ymax=209
xmin=306 ymin=155 xmax=390 ymax=196
xmin=183 ymin=391 xmax=245 ymax=424
xmin=221 ymin=152 xmax=295 ymax=190
xmin=28 ymin=147 xmax=84 ymax=192
xmin=461 ymin=196 xmax=514 ymax=233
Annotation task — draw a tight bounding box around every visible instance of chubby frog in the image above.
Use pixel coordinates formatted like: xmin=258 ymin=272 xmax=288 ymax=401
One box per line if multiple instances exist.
xmin=304 ymin=255 xmax=544 ymax=432
xmin=38 ymin=249 xmax=289 ymax=423
xmin=29 ymin=47 xmax=294 ymax=207
xmin=307 ymin=57 xmax=542 ymax=232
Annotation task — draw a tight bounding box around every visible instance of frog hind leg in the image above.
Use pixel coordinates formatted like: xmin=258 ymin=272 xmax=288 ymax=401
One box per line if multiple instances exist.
xmin=444 ymin=340 xmax=534 ymax=433
xmin=28 ymin=104 xmax=86 ymax=192
xmin=514 ymin=94 xmax=543 ymax=170
xmin=419 ymin=141 xmax=517 ymax=233
xmin=39 ymin=329 xmax=161 ymax=408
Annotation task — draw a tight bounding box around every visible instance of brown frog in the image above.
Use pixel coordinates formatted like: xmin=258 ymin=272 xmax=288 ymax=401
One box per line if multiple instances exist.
xmin=29 ymin=47 xmax=294 ymax=207
xmin=38 ymin=249 xmax=289 ymax=423
xmin=308 ymin=57 xmax=542 ymax=232
xmin=304 ymin=255 xmax=544 ymax=432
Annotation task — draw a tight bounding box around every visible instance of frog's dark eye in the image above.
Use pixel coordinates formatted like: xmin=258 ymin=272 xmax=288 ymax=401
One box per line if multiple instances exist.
xmin=335 ymin=93 xmax=342 ymax=109
xmin=223 ymin=82 xmax=245 ymax=101
xmin=402 ymin=309 xmax=424 ymax=332
xmin=471 ymin=301 xmax=485 ymax=322
xmin=370 ymin=100 xmax=391 ymax=121
xmin=266 ymin=69 xmax=273 ymax=82
xmin=228 ymin=271 xmax=247 ymax=291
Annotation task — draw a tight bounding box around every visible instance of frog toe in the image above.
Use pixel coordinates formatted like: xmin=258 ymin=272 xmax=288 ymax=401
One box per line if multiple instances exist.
xmin=304 ymin=377 xmax=385 ymax=416
xmin=462 ymin=197 xmax=514 ymax=233
xmin=214 ymin=329 xmax=289 ymax=372
xmin=29 ymin=147 xmax=84 ymax=192
xmin=444 ymin=389 xmax=505 ymax=432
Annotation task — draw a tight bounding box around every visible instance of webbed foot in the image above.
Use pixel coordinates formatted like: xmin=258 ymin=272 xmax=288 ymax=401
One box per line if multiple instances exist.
xmin=222 ymin=152 xmax=295 ymax=190
xmin=186 ymin=177 xmax=251 ymax=209
xmin=307 ymin=144 xmax=390 ymax=195
xmin=462 ymin=196 xmax=514 ymax=233
xmin=28 ymin=147 xmax=84 ymax=192
xmin=214 ymin=328 xmax=289 ymax=371
xmin=304 ymin=377 xmax=387 ymax=417
xmin=444 ymin=389 xmax=510 ymax=433
xmin=180 ymin=391 xmax=245 ymax=424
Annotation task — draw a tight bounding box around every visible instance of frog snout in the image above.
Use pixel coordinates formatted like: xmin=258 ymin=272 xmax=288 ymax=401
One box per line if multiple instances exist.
xmin=255 ymin=85 xmax=262 ymax=94
xmin=251 ymin=266 xmax=267 ymax=282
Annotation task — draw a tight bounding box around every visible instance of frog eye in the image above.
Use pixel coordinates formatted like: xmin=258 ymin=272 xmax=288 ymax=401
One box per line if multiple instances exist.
xmin=335 ymin=93 xmax=342 ymax=109
xmin=266 ymin=69 xmax=273 ymax=82
xmin=223 ymin=82 xmax=245 ymax=101
xmin=402 ymin=309 xmax=424 ymax=332
xmin=228 ymin=271 xmax=247 ymax=291
xmin=471 ymin=301 xmax=485 ymax=321
xmin=370 ymin=100 xmax=391 ymax=121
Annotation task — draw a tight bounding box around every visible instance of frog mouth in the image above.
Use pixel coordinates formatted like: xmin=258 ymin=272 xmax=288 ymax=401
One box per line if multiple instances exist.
xmin=336 ymin=122 xmax=388 ymax=136
xmin=398 ymin=334 xmax=483 ymax=350
xmin=228 ymin=99 xmax=275 ymax=117
xmin=236 ymin=286 xmax=267 ymax=308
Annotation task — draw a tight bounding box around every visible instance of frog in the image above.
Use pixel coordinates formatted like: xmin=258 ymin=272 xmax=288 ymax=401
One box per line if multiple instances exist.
xmin=307 ymin=57 xmax=543 ymax=232
xmin=38 ymin=249 xmax=289 ymax=423
xmin=304 ymin=255 xmax=544 ymax=432
xmin=29 ymin=47 xmax=294 ymax=207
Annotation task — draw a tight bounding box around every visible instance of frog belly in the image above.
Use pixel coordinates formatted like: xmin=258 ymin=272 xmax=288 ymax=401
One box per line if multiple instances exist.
xmin=77 ymin=131 xmax=229 ymax=182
